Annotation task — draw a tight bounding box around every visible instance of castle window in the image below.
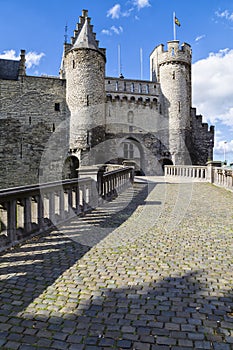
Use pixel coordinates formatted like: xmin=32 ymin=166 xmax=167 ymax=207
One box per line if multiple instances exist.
xmin=129 ymin=125 xmax=133 ymax=132
xmin=178 ymin=101 xmax=181 ymax=113
xmin=146 ymin=84 xmax=149 ymax=93
xmin=139 ymin=83 xmax=142 ymax=93
xmin=87 ymin=95 xmax=89 ymax=106
xmin=20 ymin=142 xmax=23 ymax=159
xmin=52 ymin=123 xmax=56 ymax=132
xmin=172 ymin=71 xmax=175 ymax=80
xmin=123 ymin=143 xmax=134 ymax=159
xmin=131 ymin=83 xmax=134 ymax=92
xmin=73 ymin=60 xmax=75 ymax=69
xmin=108 ymin=80 xmax=111 ymax=84
xmin=124 ymin=82 xmax=126 ymax=91
xmin=29 ymin=116 xmax=32 ymax=125
xmin=55 ymin=103 xmax=60 ymax=111
xmin=116 ymin=81 xmax=119 ymax=91
xmin=172 ymin=48 xmax=175 ymax=56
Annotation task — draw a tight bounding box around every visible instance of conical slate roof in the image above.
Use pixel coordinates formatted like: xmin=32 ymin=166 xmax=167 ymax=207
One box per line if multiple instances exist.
xmin=73 ymin=16 xmax=98 ymax=50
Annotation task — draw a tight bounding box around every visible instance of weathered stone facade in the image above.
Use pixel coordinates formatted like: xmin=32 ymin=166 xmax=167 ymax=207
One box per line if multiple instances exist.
xmin=0 ymin=9 xmax=214 ymax=189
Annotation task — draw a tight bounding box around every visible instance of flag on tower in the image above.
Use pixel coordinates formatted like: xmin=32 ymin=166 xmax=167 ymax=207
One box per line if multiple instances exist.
xmin=174 ymin=16 xmax=181 ymax=27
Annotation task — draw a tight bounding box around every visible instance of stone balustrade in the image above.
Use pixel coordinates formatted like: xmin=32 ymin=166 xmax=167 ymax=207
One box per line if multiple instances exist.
xmin=0 ymin=166 xmax=134 ymax=251
xmin=213 ymin=167 xmax=233 ymax=191
xmin=164 ymin=165 xmax=207 ymax=181
xmin=164 ymin=163 xmax=233 ymax=191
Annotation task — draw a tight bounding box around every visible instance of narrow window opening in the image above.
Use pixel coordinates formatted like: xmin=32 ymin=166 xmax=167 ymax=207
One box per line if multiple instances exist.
xmin=172 ymin=48 xmax=175 ymax=56
xmin=124 ymin=82 xmax=126 ymax=91
xmin=131 ymin=83 xmax=134 ymax=93
xmin=108 ymin=80 xmax=111 ymax=84
xmin=172 ymin=71 xmax=175 ymax=80
xmin=139 ymin=83 xmax=142 ymax=93
xmin=55 ymin=103 xmax=60 ymax=111
xmin=29 ymin=116 xmax=31 ymax=125
xmin=87 ymin=95 xmax=89 ymax=106
xmin=116 ymin=81 xmax=119 ymax=91
xmin=73 ymin=60 xmax=75 ymax=69
xmin=129 ymin=144 xmax=134 ymax=159
xmin=52 ymin=123 xmax=56 ymax=132
xmin=20 ymin=142 xmax=23 ymax=159
xmin=178 ymin=101 xmax=181 ymax=113
xmin=129 ymin=125 xmax=133 ymax=132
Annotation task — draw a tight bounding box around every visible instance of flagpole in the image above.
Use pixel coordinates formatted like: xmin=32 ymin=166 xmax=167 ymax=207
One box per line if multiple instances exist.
xmin=173 ymin=12 xmax=176 ymax=41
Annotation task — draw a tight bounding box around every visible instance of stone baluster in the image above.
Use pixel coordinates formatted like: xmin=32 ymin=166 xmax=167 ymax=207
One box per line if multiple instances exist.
xmin=7 ymin=199 xmax=17 ymax=242
xmin=24 ymin=197 xmax=32 ymax=233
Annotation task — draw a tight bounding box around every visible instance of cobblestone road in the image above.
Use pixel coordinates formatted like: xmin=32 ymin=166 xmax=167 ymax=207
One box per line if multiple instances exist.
xmin=0 ymin=177 xmax=233 ymax=349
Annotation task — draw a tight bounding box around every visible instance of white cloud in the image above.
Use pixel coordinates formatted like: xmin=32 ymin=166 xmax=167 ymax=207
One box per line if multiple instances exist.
xmin=134 ymin=0 xmax=151 ymax=9
xmin=215 ymin=9 xmax=233 ymax=21
xmin=106 ymin=1 xmax=150 ymax=20
xmin=102 ymin=26 xmax=123 ymax=36
xmin=0 ymin=49 xmax=18 ymax=60
xmin=0 ymin=49 xmax=45 ymax=69
xmin=193 ymin=48 xmax=233 ymax=128
xmin=195 ymin=35 xmax=205 ymax=42
xmin=107 ymin=4 xmax=121 ymax=19
xmin=193 ymin=48 xmax=233 ymax=162
xmin=111 ymin=25 xmax=123 ymax=35
xmin=101 ymin=29 xmax=112 ymax=36
xmin=25 ymin=51 xmax=45 ymax=69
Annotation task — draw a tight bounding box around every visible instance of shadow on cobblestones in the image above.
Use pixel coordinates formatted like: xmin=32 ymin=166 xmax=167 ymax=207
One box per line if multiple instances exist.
xmin=0 ymin=182 xmax=155 ymax=316
xmin=0 ymin=270 xmax=233 ymax=349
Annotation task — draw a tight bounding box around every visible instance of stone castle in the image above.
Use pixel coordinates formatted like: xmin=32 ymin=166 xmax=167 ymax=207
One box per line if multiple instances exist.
xmin=0 ymin=9 xmax=214 ymax=189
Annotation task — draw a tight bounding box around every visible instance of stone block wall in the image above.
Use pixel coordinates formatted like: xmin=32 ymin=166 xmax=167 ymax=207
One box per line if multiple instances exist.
xmin=0 ymin=76 xmax=68 ymax=189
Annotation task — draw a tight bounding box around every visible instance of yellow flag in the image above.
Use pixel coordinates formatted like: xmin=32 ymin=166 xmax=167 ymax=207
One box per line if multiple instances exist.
xmin=175 ymin=16 xmax=181 ymax=27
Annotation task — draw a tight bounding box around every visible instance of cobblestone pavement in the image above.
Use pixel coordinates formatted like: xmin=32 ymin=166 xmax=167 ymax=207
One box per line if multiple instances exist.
xmin=0 ymin=177 xmax=233 ymax=350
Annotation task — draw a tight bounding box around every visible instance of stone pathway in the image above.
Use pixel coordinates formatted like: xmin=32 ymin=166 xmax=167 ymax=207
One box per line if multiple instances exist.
xmin=0 ymin=177 xmax=233 ymax=349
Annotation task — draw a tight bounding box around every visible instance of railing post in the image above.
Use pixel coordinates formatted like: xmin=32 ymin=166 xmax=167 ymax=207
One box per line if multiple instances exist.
xmin=37 ymin=194 xmax=45 ymax=230
xmin=7 ymin=199 xmax=17 ymax=243
xmin=24 ymin=197 xmax=32 ymax=233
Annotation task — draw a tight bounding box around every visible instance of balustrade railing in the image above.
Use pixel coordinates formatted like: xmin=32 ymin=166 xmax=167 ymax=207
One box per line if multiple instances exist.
xmin=99 ymin=167 xmax=134 ymax=200
xmin=0 ymin=166 xmax=134 ymax=251
xmin=165 ymin=165 xmax=207 ymax=181
xmin=164 ymin=164 xmax=233 ymax=191
xmin=213 ymin=167 xmax=233 ymax=190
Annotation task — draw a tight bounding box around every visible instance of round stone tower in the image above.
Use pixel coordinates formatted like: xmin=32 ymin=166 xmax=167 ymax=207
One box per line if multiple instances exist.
xmin=61 ymin=10 xmax=106 ymax=162
xmin=150 ymin=41 xmax=192 ymax=164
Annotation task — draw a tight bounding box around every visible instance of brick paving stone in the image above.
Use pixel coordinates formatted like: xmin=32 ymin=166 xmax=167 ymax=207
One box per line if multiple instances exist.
xmin=117 ymin=339 xmax=132 ymax=348
xmin=4 ymin=341 xmax=21 ymax=349
xmin=0 ymin=180 xmax=233 ymax=350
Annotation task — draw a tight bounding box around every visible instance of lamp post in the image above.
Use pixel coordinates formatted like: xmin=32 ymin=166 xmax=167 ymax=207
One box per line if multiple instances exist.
xmin=224 ymin=141 xmax=227 ymax=165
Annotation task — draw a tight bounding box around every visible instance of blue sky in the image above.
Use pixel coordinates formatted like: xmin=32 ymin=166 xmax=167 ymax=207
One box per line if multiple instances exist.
xmin=0 ymin=0 xmax=233 ymax=163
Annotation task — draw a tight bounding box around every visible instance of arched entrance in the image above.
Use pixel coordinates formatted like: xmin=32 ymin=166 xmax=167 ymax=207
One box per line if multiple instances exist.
xmin=63 ymin=156 xmax=79 ymax=179
xmin=160 ymin=158 xmax=173 ymax=173
xmin=119 ymin=137 xmax=145 ymax=175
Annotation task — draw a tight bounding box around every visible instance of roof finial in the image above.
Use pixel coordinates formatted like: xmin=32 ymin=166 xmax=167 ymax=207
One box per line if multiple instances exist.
xmin=82 ymin=9 xmax=88 ymax=18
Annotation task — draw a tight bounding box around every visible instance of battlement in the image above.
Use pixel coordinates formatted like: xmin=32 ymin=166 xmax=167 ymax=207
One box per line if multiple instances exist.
xmin=151 ymin=40 xmax=192 ymax=67
xmin=105 ymin=77 xmax=159 ymax=96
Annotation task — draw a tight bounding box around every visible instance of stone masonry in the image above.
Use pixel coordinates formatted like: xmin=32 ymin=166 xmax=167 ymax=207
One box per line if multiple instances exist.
xmin=0 ymin=9 xmax=214 ymax=189
xmin=0 ymin=178 xmax=232 ymax=349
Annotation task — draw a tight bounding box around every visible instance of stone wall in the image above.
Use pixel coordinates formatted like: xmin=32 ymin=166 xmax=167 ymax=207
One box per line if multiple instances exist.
xmin=191 ymin=108 xmax=215 ymax=165
xmin=0 ymin=76 xmax=68 ymax=189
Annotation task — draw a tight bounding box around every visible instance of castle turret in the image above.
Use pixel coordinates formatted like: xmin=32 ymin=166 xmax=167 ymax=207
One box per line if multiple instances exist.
xmin=62 ymin=10 xmax=106 ymax=158
xmin=150 ymin=41 xmax=192 ymax=164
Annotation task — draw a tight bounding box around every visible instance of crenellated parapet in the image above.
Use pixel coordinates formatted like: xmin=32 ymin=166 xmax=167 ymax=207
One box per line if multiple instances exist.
xmin=152 ymin=41 xmax=191 ymax=67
